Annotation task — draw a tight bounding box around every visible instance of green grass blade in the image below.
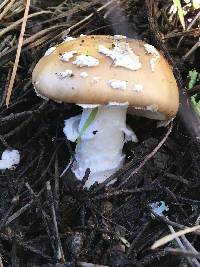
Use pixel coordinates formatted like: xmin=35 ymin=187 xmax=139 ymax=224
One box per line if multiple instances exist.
xmin=191 ymin=95 xmax=200 ymax=115
xmin=77 ymin=107 xmax=98 ymax=143
xmin=188 ymin=70 xmax=198 ymax=90
xmin=172 ymin=0 xmax=185 ymax=30
xmin=187 ymin=70 xmax=200 ymax=115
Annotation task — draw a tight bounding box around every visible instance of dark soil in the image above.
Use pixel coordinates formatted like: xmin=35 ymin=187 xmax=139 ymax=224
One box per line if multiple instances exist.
xmin=1 ymin=0 xmax=200 ymax=266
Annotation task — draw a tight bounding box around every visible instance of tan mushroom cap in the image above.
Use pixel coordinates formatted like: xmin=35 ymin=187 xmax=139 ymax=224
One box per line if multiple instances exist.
xmin=32 ymin=35 xmax=179 ymax=120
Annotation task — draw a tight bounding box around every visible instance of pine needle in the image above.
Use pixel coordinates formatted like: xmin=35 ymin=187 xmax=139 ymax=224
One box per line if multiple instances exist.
xmin=151 ymin=225 xmax=200 ymax=249
xmin=77 ymin=107 xmax=98 ymax=143
xmin=0 ymin=0 xmax=16 ymax=20
xmin=0 ymin=0 xmax=10 ymax=12
xmin=172 ymin=0 xmax=185 ymax=30
xmin=5 ymin=0 xmax=30 ymax=107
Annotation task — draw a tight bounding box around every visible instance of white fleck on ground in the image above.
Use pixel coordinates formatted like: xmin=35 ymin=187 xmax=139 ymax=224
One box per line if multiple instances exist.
xmin=0 ymin=149 xmax=20 ymax=170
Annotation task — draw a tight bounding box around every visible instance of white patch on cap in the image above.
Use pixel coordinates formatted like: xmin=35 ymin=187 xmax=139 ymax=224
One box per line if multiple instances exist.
xmin=114 ymin=35 xmax=127 ymax=40
xmin=108 ymin=79 xmax=127 ymax=90
xmin=44 ymin=46 xmax=56 ymax=56
xmin=144 ymin=44 xmax=160 ymax=72
xmin=56 ymin=70 xmax=73 ymax=79
xmin=59 ymin=51 xmax=77 ymax=62
xmin=134 ymin=106 xmax=144 ymax=110
xmin=98 ymin=42 xmax=141 ymax=71
xmin=132 ymin=84 xmax=143 ymax=92
xmin=78 ymin=104 xmax=100 ymax=108
xmin=150 ymin=58 xmax=159 ymax=72
xmin=63 ymin=36 xmax=76 ymax=42
xmin=35 ymin=89 xmax=49 ymax=101
xmin=91 ymin=77 xmax=101 ymax=83
xmin=144 ymin=44 xmax=159 ymax=56
xmin=80 ymin=72 xmax=89 ymax=78
xmin=146 ymin=104 xmax=158 ymax=112
xmin=134 ymin=104 xmax=158 ymax=111
xmin=108 ymin=102 xmax=129 ymax=106
xmin=73 ymin=55 xmax=99 ymax=67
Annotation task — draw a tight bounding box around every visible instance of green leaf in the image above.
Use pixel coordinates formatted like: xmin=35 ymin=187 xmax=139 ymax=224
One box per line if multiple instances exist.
xmin=170 ymin=239 xmax=179 ymax=248
xmin=187 ymin=70 xmax=200 ymax=116
xmin=191 ymin=95 xmax=200 ymax=115
xmin=188 ymin=70 xmax=198 ymax=90
xmin=172 ymin=0 xmax=185 ymax=30
xmin=77 ymin=107 xmax=98 ymax=143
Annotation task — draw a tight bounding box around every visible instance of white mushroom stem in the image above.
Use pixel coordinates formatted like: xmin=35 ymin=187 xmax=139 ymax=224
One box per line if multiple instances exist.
xmin=63 ymin=106 xmax=137 ymax=188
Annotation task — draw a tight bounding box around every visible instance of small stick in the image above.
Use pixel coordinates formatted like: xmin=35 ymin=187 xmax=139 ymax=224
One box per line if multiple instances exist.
xmin=25 ymin=182 xmax=57 ymax=254
xmin=118 ymin=122 xmax=173 ymax=188
xmin=165 ymin=248 xmax=200 ymax=260
xmin=54 ymin=154 xmax=59 ymax=213
xmin=77 ymin=262 xmax=109 ymax=267
xmin=3 ymin=116 xmax=33 ymax=139
xmin=5 ymin=201 xmax=33 ymax=225
xmin=0 ymin=255 xmax=4 ymax=267
xmin=46 ymin=181 xmax=65 ymax=262
xmin=92 ymin=187 xmax=153 ymax=200
xmin=169 ymin=225 xmax=200 ymax=267
xmin=0 ymin=135 xmax=10 ymax=148
xmin=65 ymin=0 xmax=117 ymax=35
xmin=0 ymin=68 xmax=12 ymax=108
xmin=59 ymin=156 xmax=74 ymax=177
xmin=183 ymin=41 xmax=200 ymax=60
xmin=0 ymin=205 xmax=15 ymax=232
xmin=0 ymin=100 xmax=47 ymax=123
xmin=4 ymin=187 xmax=45 ymax=225
xmin=150 ymin=210 xmax=200 ymax=236
xmin=177 ymin=9 xmax=200 ymax=48
xmin=0 ymin=11 xmax=52 ymax=39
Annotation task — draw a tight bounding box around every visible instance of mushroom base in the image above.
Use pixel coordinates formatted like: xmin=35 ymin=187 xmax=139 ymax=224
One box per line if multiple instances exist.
xmin=74 ymin=106 xmax=127 ymax=188
xmin=63 ymin=106 xmax=137 ymax=188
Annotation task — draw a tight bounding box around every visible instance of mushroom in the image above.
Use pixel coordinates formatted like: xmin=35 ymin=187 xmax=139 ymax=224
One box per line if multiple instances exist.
xmin=32 ymin=35 xmax=179 ymax=188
